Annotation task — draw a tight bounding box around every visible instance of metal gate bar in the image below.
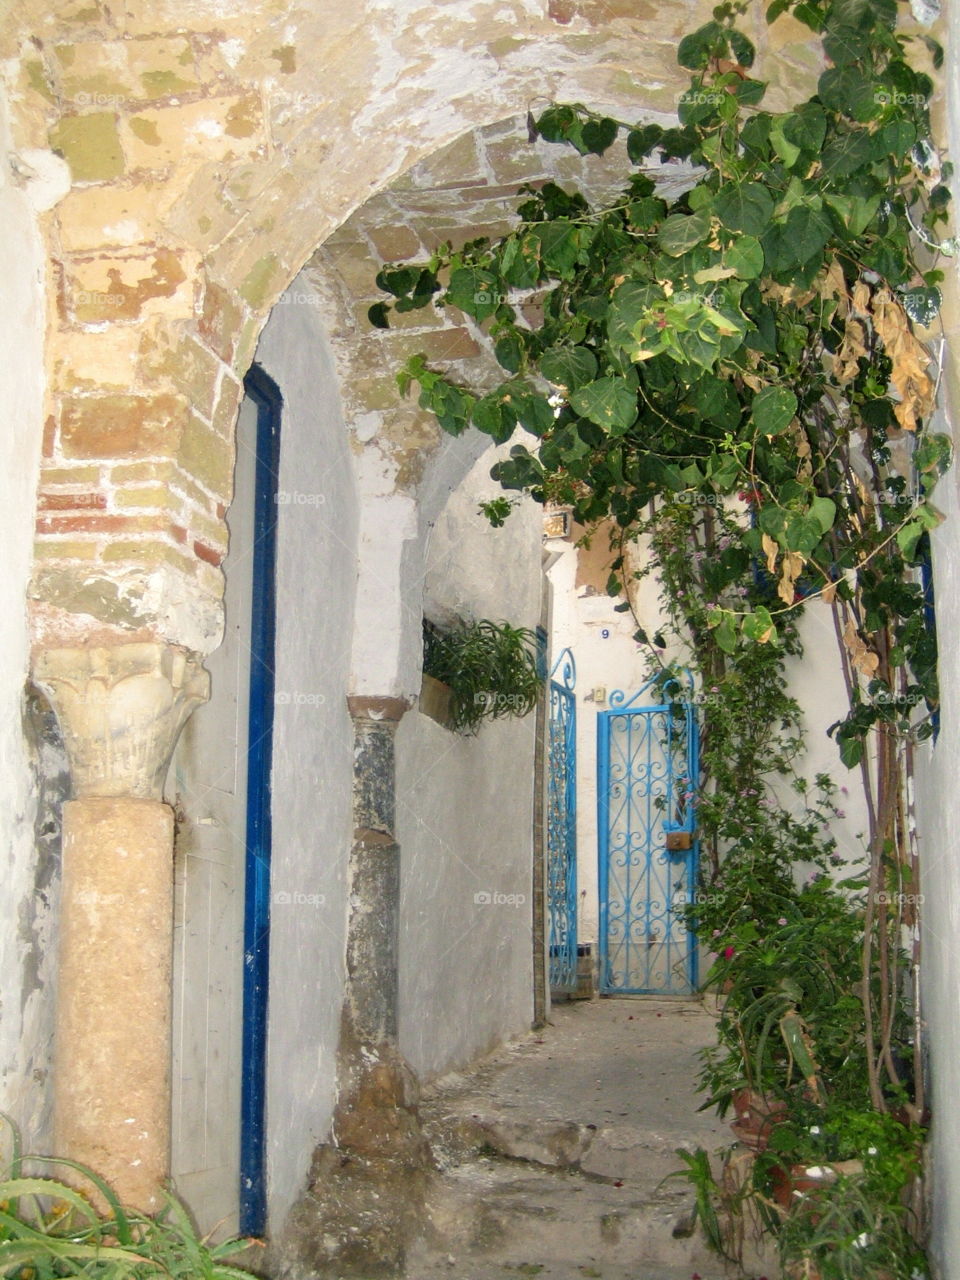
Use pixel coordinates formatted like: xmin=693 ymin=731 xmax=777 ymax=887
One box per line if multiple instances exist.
xmin=547 ymin=648 xmax=577 ymax=994
xmin=598 ymin=673 xmax=699 ymax=996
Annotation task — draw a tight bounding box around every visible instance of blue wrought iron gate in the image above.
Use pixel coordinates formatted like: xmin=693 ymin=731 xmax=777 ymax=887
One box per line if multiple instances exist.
xmin=597 ymin=674 xmax=699 ymax=996
xmin=547 ymin=649 xmax=577 ymax=994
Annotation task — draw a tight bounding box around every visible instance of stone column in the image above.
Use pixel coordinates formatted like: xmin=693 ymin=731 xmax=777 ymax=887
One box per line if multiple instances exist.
xmin=32 ymin=643 xmax=209 ymax=1211
xmin=333 ymin=695 xmax=428 ymax=1163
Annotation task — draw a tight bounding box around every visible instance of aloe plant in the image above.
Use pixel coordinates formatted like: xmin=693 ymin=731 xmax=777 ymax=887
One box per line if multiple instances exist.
xmin=0 ymin=1118 xmax=260 ymax=1279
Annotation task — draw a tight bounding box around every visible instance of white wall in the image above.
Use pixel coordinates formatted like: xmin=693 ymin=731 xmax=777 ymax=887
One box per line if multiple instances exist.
xmin=0 ymin=90 xmax=60 ymax=1152
xmin=255 ymin=283 xmax=359 ymax=1228
xmin=916 ymin=8 xmax=960 ymax=1272
xmin=396 ymin=444 xmax=541 ymax=1079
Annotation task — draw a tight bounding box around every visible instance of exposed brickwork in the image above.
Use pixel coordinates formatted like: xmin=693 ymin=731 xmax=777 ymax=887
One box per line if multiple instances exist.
xmin=2 ymin=0 xmax=878 ymax=650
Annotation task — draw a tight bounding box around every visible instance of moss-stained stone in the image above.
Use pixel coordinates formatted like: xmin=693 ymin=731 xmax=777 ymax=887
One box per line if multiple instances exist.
xmin=25 ymin=59 xmax=56 ymax=103
xmin=39 ymin=465 xmax=103 ymax=488
xmin=140 ymin=68 xmax=194 ymax=95
xmin=49 ymin=112 xmax=124 ymax=183
xmin=121 ymin=97 xmax=263 ymax=169
xmin=239 ymin=254 xmax=280 ymax=308
xmin=128 ymin=116 xmax=162 ymax=146
xmin=33 ymin=540 xmax=101 ymax=561
xmin=99 ymin=540 xmax=197 ymax=574
xmin=177 ymin=413 xmax=235 ymax=499
xmin=67 ymin=246 xmax=193 ymax=323
xmin=114 ymin=484 xmax=177 ymax=510
xmin=270 ymin=45 xmax=297 ymax=72
xmin=211 ymin=377 xmax=242 ymax=439
xmin=139 ymin=331 xmax=226 ymax=420
xmin=30 ymin=567 xmax=147 ymax=629
xmin=60 ymin=392 xmax=189 ymax=459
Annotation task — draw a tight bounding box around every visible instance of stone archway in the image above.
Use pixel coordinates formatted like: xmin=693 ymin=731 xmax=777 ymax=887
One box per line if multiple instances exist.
xmin=4 ymin=0 xmax=844 ymax=1227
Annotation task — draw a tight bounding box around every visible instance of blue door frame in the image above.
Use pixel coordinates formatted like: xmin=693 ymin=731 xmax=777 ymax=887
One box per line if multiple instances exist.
xmin=597 ymin=673 xmax=699 ymax=996
xmin=547 ymin=648 xmax=577 ymax=994
xmin=238 ymin=365 xmax=281 ymax=1235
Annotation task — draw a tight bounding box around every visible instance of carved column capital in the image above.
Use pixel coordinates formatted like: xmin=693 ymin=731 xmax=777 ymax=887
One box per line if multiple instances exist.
xmin=32 ymin=642 xmax=210 ymax=800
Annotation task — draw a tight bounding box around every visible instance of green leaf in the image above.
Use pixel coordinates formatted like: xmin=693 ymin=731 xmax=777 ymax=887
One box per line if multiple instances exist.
xmin=742 ymin=606 xmax=777 ymax=644
xmin=781 ymin=204 xmax=832 ymax=265
xmin=784 ymin=513 xmax=823 ymax=556
xmin=657 ymin=210 xmax=712 ymax=256
xmin=724 ymin=234 xmax=764 ymax=279
xmin=713 ymin=182 xmax=774 ymax=236
xmin=540 ymin=345 xmax=598 ymax=390
xmin=690 ymin=375 xmax=741 ymax=431
xmin=809 ymin=496 xmax=837 ymax=533
xmin=783 ymin=104 xmax=827 ymax=154
xmin=375 ymin=265 xmax=419 ymax=296
xmin=627 ymin=196 xmax=668 ymax=229
xmin=715 ymin=612 xmax=738 ymax=655
xmin=368 ymin=302 xmax=391 ymax=329
xmin=751 ymin=386 xmax=798 ymax=435
xmin=570 ymin=377 xmax=638 ymax=434
xmin=446 ymin=266 xmax=500 ymax=321
xmin=494 ymin=331 xmax=524 ymax=374
xmin=627 ymin=123 xmax=664 ymax=162
xmin=536 ymin=220 xmax=581 ymax=276
xmin=839 ymin=733 xmax=864 ymax=769
xmin=677 ymin=20 xmax=724 ymax=70
xmin=471 ymin=394 xmax=513 ymax=443
xmin=582 ymin=116 xmax=618 ymax=155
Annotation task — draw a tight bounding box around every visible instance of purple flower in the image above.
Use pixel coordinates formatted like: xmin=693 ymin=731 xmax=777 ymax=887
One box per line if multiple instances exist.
xmin=777 ymin=916 xmax=788 ymax=926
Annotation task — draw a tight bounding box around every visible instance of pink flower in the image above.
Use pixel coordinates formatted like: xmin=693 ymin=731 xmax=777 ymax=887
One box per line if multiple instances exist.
xmin=777 ymin=917 xmax=788 ymax=926
xmin=723 ymin=945 xmax=736 ymax=959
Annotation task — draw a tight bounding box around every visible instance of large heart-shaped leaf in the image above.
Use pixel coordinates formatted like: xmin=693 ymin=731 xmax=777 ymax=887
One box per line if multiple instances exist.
xmin=752 ymin=386 xmax=798 ymax=435
xmin=570 ymin=377 xmax=638 ymax=434
xmin=657 ymin=211 xmax=712 ymax=257
xmin=713 ymin=183 xmax=774 ymax=236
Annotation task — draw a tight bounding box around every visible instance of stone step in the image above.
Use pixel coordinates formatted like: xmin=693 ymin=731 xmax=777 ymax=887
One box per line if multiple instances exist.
xmin=416 ymin=1158 xmax=718 ymax=1273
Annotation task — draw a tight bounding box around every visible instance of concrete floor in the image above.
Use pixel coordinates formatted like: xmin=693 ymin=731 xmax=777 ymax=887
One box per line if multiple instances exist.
xmin=405 ymin=996 xmax=772 ymax=1280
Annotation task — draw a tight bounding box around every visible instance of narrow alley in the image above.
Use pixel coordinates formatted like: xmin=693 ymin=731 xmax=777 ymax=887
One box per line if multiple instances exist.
xmin=411 ymin=996 xmax=732 ymax=1280
xmin=281 ymin=997 xmax=756 ymax=1280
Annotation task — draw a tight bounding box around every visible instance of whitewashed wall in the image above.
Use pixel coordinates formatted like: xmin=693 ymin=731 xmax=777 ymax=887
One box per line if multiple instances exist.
xmin=396 ymin=445 xmax=542 ymax=1080
xmin=916 ymin=6 xmax=960 ymax=1273
xmin=0 ymin=90 xmax=60 ymax=1153
xmin=255 ymin=284 xmax=359 ymax=1228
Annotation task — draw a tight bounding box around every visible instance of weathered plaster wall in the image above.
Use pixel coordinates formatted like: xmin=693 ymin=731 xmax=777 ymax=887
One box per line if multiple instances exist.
xmin=254 ymin=285 xmax=359 ymax=1228
xmin=396 ymin=444 xmax=542 ymax=1080
xmin=917 ymin=4 xmax=960 ymax=1273
xmin=0 ymin=86 xmax=59 ymax=1149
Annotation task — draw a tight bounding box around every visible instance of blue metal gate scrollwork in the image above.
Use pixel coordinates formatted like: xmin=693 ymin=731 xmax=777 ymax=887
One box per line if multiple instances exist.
xmin=597 ymin=671 xmax=699 ymax=996
xmin=547 ymin=648 xmax=577 ymax=995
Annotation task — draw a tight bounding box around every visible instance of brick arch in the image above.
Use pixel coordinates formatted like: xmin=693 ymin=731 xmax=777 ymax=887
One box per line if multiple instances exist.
xmin=12 ymin=0 xmax=820 ymax=654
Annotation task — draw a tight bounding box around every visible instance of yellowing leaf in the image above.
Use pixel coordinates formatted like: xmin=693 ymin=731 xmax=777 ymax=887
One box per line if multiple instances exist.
xmin=842 ymin=618 xmax=880 ymax=677
xmin=872 ymin=288 xmax=935 ymax=433
xmin=836 ymin=317 xmax=868 ymax=385
xmin=778 ymin=550 xmax=805 ymax=605
xmin=762 ymin=531 xmax=779 ymax=574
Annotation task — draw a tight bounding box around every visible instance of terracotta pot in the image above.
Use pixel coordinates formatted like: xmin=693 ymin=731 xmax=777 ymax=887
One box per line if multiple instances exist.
xmin=728 ymin=1087 xmax=787 ymax=1150
xmin=770 ymin=1158 xmax=864 ymax=1210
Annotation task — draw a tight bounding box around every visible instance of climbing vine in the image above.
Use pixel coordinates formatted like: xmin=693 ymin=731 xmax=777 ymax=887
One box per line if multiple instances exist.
xmin=371 ymin=0 xmax=952 ymax=1271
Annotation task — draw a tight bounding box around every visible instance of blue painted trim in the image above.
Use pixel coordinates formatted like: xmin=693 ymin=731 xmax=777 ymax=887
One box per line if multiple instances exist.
xmin=238 ymin=365 xmax=282 ymax=1237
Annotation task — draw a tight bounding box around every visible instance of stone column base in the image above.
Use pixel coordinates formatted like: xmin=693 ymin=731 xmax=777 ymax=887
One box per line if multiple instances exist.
xmin=55 ymin=797 xmax=174 ymax=1211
